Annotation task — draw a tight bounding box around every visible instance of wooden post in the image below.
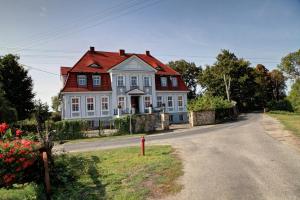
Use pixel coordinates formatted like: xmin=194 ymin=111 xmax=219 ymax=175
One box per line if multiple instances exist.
xmin=42 ymin=151 xmax=51 ymax=199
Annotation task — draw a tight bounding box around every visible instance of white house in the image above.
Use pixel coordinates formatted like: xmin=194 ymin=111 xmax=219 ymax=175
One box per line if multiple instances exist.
xmin=60 ymin=47 xmax=189 ymax=126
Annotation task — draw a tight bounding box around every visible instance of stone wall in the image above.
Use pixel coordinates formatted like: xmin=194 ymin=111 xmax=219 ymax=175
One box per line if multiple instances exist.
xmin=189 ymin=110 xmax=215 ymax=127
xmin=133 ymin=114 xmax=156 ymax=133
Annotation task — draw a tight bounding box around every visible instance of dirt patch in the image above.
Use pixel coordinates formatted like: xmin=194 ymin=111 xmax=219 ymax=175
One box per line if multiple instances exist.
xmin=263 ymin=114 xmax=300 ymax=151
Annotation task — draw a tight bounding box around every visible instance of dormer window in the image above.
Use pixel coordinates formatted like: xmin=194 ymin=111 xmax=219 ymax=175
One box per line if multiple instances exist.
xmin=89 ymin=63 xmax=100 ymax=68
xmin=160 ymin=77 xmax=167 ymax=87
xmin=92 ymin=75 xmax=101 ymax=86
xmin=170 ymin=77 xmax=178 ymax=87
xmin=77 ymin=75 xmax=87 ymax=86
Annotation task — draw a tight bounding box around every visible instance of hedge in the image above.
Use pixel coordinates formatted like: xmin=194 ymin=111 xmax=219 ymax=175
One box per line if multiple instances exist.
xmin=188 ymin=95 xmax=234 ymax=111
xmin=53 ymin=120 xmax=88 ymax=141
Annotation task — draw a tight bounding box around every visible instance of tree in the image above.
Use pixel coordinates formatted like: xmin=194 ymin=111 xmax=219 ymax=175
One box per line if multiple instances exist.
xmin=198 ymin=50 xmax=257 ymax=111
xmin=168 ymin=60 xmax=202 ymax=99
xmin=0 ymin=54 xmax=35 ymax=120
xmin=288 ymin=79 xmax=300 ymax=112
xmin=0 ymin=85 xmax=17 ymax=123
xmin=278 ymin=49 xmax=300 ymax=80
xmin=33 ymin=99 xmax=50 ymax=133
xmin=253 ymin=64 xmax=273 ymax=108
xmin=269 ymin=69 xmax=286 ymax=101
xmin=51 ymin=95 xmax=61 ymax=112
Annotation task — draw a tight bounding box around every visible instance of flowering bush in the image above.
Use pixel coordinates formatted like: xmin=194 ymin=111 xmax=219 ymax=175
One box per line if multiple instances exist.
xmin=0 ymin=123 xmax=41 ymax=187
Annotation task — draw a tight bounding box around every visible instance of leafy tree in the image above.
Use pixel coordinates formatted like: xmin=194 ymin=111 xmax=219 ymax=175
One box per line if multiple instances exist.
xmin=269 ymin=69 xmax=286 ymax=101
xmin=253 ymin=64 xmax=273 ymax=108
xmin=33 ymin=99 xmax=51 ymax=133
xmin=168 ymin=60 xmax=202 ymax=99
xmin=0 ymin=54 xmax=35 ymax=120
xmin=198 ymin=50 xmax=257 ymax=111
xmin=288 ymin=79 xmax=300 ymax=112
xmin=51 ymin=95 xmax=61 ymax=112
xmin=278 ymin=49 xmax=300 ymax=80
xmin=0 ymin=85 xmax=17 ymax=122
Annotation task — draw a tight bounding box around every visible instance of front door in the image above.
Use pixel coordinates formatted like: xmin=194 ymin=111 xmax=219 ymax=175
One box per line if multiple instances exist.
xmin=131 ymin=96 xmax=140 ymax=113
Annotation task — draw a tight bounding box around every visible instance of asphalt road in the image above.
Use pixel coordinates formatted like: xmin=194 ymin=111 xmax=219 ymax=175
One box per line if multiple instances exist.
xmin=61 ymin=113 xmax=300 ymax=200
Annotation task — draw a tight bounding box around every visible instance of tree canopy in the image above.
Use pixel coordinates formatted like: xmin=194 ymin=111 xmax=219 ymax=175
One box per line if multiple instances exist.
xmin=0 ymin=54 xmax=35 ymax=120
xmin=288 ymin=79 xmax=300 ymax=112
xmin=168 ymin=60 xmax=202 ymax=99
xmin=278 ymin=49 xmax=300 ymax=80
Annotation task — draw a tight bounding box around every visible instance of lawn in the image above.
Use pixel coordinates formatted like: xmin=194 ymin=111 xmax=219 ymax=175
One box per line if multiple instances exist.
xmin=268 ymin=111 xmax=300 ymax=137
xmin=0 ymin=145 xmax=183 ymax=200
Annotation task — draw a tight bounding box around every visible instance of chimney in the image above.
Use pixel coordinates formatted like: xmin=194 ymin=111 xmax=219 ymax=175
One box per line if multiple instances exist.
xmin=146 ymin=50 xmax=151 ymax=56
xmin=90 ymin=46 xmax=95 ymax=52
xmin=119 ymin=49 xmax=125 ymax=56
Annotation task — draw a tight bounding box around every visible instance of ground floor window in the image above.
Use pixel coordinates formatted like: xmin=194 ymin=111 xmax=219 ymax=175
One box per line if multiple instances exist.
xmin=101 ymin=96 xmax=109 ymax=116
xmin=179 ymin=114 xmax=184 ymax=121
xmin=118 ymin=96 xmax=126 ymax=110
xmin=144 ymin=96 xmax=151 ymax=113
xmin=157 ymin=96 xmax=163 ymax=107
xmin=71 ymin=97 xmax=80 ymax=117
xmin=178 ymin=96 xmax=183 ymax=111
xmin=169 ymin=114 xmax=173 ymax=122
xmin=167 ymin=96 xmax=173 ymax=112
xmin=86 ymin=97 xmax=95 ymax=116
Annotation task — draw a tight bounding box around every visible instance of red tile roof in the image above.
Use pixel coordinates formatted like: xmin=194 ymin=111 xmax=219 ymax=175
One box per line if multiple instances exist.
xmin=61 ymin=49 xmax=188 ymax=92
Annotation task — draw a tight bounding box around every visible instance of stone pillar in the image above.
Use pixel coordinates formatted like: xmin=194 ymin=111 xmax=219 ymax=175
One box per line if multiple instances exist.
xmin=189 ymin=112 xmax=196 ymax=127
xmin=160 ymin=113 xmax=169 ymax=130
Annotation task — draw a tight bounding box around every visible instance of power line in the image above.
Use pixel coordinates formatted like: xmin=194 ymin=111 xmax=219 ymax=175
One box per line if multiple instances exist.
xmin=21 ymin=64 xmax=60 ymax=76
xmin=12 ymin=0 xmax=163 ymax=52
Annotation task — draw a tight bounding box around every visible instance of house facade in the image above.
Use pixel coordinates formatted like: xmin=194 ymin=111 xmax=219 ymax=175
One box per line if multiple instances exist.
xmin=60 ymin=47 xmax=189 ymax=126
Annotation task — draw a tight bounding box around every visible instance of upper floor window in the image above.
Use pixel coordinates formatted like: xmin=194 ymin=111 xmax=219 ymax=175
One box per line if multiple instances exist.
xmin=77 ymin=75 xmax=87 ymax=86
xmin=144 ymin=76 xmax=151 ymax=87
xmin=131 ymin=76 xmax=138 ymax=87
xmin=170 ymin=77 xmax=178 ymax=87
xmin=117 ymin=75 xmax=125 ymax=86
xmin=161 ymin=77 xmax=167 ymax=87
xmin=92 ymin=75 xmax=101 ymax=86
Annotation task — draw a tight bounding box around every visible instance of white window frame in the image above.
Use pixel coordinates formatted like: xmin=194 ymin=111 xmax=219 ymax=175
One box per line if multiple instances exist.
xmin=77 ymin=75 xmax=87 ymax=86
xmin=130 ymin=76 xmax=138 ymax=87
xmin=167 ymin=96 xmax=174 ymax=112
xmin=71 ymin=97 xmax=80 ymax=117
xmin=86 ymin=97 xmax=95 ymax=112
xmin=101 ymin=96 xmax=110 ymax=116
xmin=144 ymin=76 xmax=151 ymax=87
xmin=92 ymin=75 xmax=101 ymax=86
xmin=178 ymin=96 xmax=184 ymax=111
xmin=157 ymin=96 xmax=163 ymax=108
xmin=144 ymin=95 xmax=152 ymax=112
xmin=117 ymin=75 xmax=125 ymax=86
xmin=117 ymin=95 xmax=126 ymax=110
xmin=170 ymin=77 xmax=178 ymax=87
xmin=161 ymin=77 xmax=167 ymax=87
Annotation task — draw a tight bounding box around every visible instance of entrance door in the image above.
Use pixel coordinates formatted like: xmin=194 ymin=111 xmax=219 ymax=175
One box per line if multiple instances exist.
xmin=131 ymin=96 xmax=140 ymax=113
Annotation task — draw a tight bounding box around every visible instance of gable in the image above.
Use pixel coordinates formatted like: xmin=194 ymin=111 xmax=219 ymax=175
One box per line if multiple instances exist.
xmin=108 ymin=55 xmax=157 ymax=72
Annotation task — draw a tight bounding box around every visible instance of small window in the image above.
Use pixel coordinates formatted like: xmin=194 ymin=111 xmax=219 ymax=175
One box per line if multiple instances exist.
xmin=117 ymin=76 xmax=125 ymax=86
xmin=144 ymin=76 xmax=151 ymax=87
xmin=169 ymin=115 xmax=173 ymax=122
xmin=77 ymin=75 xmax=87 ymax=86
xmin=89 ymin=63 xmax=100 ymax=68
xmin=118 ymin=96 xmax=126 ymax=110
xmin=178 ymin=96 xmax=183 ymax=111
xmin=93 ymin=75 xmax=101 ymax=86
xmin=170 ymin=77 xmax=178 ymax=87
xmin=131 ymin=76 xmax=138 ymax=86
xmin=167 ymin=96 xmax=173 ymax=112
xmin=161 ymin=77 xmax=167 ymax=87
xmin=157 ymin=96 xmax=163 ymax=107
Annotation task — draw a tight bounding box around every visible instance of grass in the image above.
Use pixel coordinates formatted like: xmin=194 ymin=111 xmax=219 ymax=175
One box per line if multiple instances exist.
xmin=268 ymin=111 xmax=300 ymax=137
xmin=0 ymin=145 xmax=183 ymax=200
xmin=62 ymin=134 xmax=144 ymax=144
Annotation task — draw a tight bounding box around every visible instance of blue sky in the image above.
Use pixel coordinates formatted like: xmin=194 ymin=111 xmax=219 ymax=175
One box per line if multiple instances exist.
xmin=0 ymin=0 xmax=300 ymax=106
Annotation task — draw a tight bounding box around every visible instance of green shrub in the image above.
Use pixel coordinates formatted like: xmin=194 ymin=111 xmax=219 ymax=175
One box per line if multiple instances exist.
xmin=188 ymin=95 xmax=233 ymax=111
xmin=114 ymin=116 xmax=132 ymax=135
xmin=15 ymin=119 xmax=37 ymax=133
xmin=53 ymin=120 xmax=88 ymax=140
xmin=267 ymin=99 xmax=294 ymax=112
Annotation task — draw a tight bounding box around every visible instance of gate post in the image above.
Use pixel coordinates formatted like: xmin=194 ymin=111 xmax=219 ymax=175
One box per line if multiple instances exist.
xmin=160 ymin=113 xmax=169 ymax=130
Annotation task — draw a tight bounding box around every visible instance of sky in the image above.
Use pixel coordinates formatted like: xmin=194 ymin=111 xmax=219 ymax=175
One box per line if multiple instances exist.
xmin=0 ymin=0 xmax=300 ymax=107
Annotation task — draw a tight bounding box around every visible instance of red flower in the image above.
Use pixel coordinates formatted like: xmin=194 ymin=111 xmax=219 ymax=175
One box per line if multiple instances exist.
xmin=0 ymin=153 xmax=3 ymax=159
xmin=16 ymin=129 xmax=23 ymax=137
xmin=0 ymin=123 xmax=9 ymax=134
xmin=3 ymin=174 xmax=16 ymax=184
